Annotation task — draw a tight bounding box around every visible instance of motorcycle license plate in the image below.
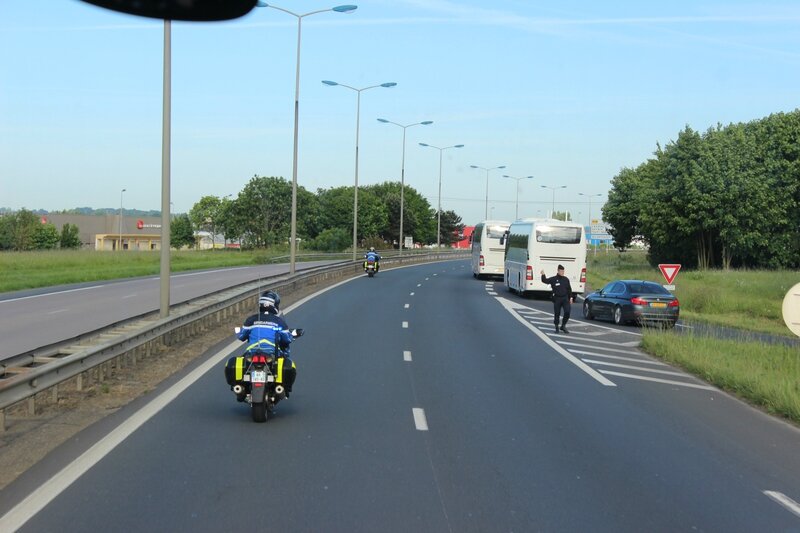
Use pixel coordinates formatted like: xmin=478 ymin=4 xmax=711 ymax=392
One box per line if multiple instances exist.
xmin=251 ymin=370 xmax=267 ymax=383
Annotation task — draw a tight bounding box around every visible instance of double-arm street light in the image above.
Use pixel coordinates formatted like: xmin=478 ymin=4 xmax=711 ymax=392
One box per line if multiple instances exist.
xmin=578 ymin=192 xmax=603 ymax=225
xmin=502 ymin=174 xmax=533 ymax=219
xmin=470 ymin=165 xmax=506 ymax=220
xmin=257 ymin=2 xmax=357 ymax=274
xmin=419 ymin=143 xmax=465 ymax=248
xmin=541 ymin=184 xmax=567 ymax=218
xmin=377 ymin=118 xmax=433 ymax=255
xmin=323 ymin=80 xmax=397 ymax=261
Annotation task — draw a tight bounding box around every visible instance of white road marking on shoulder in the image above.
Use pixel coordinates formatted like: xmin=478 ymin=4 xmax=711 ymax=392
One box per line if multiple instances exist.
xmin=404 ymin=351 xmax=412 ymax=362
xmin=46 ymin=309 xmax=68 ymax=315
xmin=764 ymin=491 xmax=800 ymax=519
xmin=581 ymin=359 xmax=687 ymax=377
xmin=121 ymin=294 xmax=136 ymax=299
xmin=487 ymin=292 xmax=498 ymax=296
xmin=597 ymin=370 xmax=716 ymax=390
xmin=555 ymin=341 xmax=642 ymax=354
xmin=413 ymin=408 xmax=429 ymax=431
xmin=403 ymin=321 xmax=409 ymax=328
xmin=496 ymin=297 xmax=616 ymax=387
xmin=571 ymin=350 xmax=667 ymax=365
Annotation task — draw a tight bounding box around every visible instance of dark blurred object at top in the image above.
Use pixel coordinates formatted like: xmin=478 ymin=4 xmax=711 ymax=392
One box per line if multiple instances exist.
xmin=80 ymin=0 xmax=257 ymax=21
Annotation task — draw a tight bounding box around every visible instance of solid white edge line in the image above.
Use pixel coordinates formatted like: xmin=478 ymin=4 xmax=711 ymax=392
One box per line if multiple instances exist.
xmin=598 ymin=370 xmax=716 ymax=390
xmin=496 ymin=297 xmax=616 ymax=387
xmin=764 ymin=490 xmax=800 ymax=519
xmin=0 ymin=272 xmax=360 ymax=531
xmin=413 ymin=408 xmax=429 ymax=431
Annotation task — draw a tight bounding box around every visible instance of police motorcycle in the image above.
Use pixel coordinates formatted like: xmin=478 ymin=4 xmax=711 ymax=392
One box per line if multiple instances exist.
xmin=225 ymin=327 xmax=304 ymax=423
xmin=363 ymin=248 xmax=380 ymax=278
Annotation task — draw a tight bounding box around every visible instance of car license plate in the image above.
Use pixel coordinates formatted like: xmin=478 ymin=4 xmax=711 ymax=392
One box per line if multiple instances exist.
xmin=252 ymin=370 xmax=267 ymax=383
xmin=651 ymin=302 xmax=667 ymax=308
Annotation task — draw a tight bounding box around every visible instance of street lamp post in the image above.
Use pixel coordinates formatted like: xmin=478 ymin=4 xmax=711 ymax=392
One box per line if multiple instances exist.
xmin=323 ymin=80 xmax=396 ymax=262
xmin=119 ymin=188 xmax=126 ymax=251
xmin=419 ymin=143 xmax=464 ymax=248
xmin=257 ymin=2 xmax=358 ymax=274
xmin=470 ymin=165 xmax=506 ymax=220
xmin=502 ymin=174 xmax=533 ymax=219
xmin=541 ymin=184 xmax=567 ymax=218
xmin=578 ymin=192 xmax=603 ymax=225
xmin=377 ymin=118 xmax=432 ymax=255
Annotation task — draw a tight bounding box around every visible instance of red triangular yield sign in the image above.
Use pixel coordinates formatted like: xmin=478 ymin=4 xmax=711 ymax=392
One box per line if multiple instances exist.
xmin=658 ymin=264 xmax=681 ymax=284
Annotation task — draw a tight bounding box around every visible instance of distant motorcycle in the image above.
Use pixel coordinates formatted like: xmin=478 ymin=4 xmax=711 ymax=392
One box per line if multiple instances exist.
xmin=363 ymin=257 xmax=379 ymax=277
xmin=225 ymin=327 xmax=304 ymax=423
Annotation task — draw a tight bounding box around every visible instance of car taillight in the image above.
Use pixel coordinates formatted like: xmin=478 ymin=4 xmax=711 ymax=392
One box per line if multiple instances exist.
xmin=668 ymin=299 xmax=680 ymax=307
xmin=479 ymin=255 xmax=485 ymax=267
xmin=526 ymin=265 xmax=533 ymax=280
xmin=630 ymin=297 xmax=647 ymax=305
xmin=580 ymin=267 xmax=586 ymax=283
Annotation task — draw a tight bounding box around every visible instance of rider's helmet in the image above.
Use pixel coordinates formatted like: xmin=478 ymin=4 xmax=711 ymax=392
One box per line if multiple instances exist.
xmin=259 ymin=290 xmax=281 ymax=314
xmin=369 ymin=247 xmax=375 ymax=252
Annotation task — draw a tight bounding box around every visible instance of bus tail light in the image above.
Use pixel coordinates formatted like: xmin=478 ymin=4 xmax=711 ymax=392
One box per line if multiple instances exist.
xmin=580 ymin=267 xmax=586 ymax=283
xmin=526 ymin=266 xmax=533 ymax=281
xmin=479 ymin=255 xmax=485 ymax=267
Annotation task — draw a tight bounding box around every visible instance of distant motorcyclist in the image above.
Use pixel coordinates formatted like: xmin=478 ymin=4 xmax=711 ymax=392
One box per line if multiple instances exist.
xmin=237 ymin=290 xmax=297 ymax=396
xmin=364 ymin=247 xmax=381 ymax=271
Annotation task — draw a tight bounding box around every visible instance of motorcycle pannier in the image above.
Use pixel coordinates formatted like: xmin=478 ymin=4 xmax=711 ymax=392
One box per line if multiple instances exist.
xmin=224 ymin=355 xmax=248 ymax=386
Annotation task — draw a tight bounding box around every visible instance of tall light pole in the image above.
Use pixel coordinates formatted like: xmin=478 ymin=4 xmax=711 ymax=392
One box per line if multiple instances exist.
xmin=578 ymin=192 xmax=603 ymax=225
xmin=502 ymin=174 xmax=533 ymax=219
xmin=470 ymin=165 xmax=506 ymax=220
xmin=257 ymin=2 xmax=358 ymax=274
xmin=419 ymin=143 xmax=465 ymax=248
xmin=323 ymin=80 xmax=396 ymax=261
xmin=118 ymin=188 xmax=126 ymax=251
xmin=541 ymin=184 xmax=567 ymax=218
xmin=377 ymin=118 xmax=433 ymax=255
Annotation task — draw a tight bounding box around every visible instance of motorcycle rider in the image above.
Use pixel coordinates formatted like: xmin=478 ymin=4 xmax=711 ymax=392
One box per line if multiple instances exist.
xmin=237 ymin=290 xmax=297 ymax=396
xmin=364 ymin=247 xmax=381 ymax=272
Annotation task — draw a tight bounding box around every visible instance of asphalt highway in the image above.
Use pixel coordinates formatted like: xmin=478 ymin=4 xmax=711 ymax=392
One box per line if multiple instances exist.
xmin=1 ymin=260 xmax=799 ymax=531
xmin=0 ymin=260 xmax=337 ymax=361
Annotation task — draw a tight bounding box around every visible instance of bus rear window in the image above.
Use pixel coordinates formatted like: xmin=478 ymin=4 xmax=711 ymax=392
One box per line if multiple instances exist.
xmin=486 ymin=225 xmax=507 ymax=239
xmin=535 ymin=226 xmax=581 ymax=244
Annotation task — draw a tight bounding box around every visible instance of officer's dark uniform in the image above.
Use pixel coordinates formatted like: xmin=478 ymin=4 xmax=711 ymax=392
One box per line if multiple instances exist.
xmin=541 ymin=265 xmax=574 ymax=333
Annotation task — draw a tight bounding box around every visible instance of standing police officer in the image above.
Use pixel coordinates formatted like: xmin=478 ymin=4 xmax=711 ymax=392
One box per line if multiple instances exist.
xmin=540 ymin=265 xmax=574 ymax=334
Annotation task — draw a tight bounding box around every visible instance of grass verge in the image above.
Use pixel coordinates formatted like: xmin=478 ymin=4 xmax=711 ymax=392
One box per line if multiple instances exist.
xmin=641 ymin=329 xmax=800 ymax=424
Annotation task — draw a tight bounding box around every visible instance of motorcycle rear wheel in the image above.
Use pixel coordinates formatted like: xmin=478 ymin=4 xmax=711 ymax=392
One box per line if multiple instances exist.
xmin=252 ymin=401 xmax=267 ymax=423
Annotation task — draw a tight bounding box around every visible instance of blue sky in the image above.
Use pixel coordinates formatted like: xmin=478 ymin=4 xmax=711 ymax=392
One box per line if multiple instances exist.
xmin=2 ymin=1 xmax=800 ymax=227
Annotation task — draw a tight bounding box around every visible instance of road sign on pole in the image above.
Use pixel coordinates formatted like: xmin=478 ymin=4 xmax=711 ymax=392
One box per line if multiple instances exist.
xmin=658 ymin=264 xmax=681 ymax=285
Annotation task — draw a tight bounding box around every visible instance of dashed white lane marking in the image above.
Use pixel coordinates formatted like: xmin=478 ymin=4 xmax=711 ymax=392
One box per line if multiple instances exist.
xmin=598 ymin=370 xmax=716 ymax=390
xmin=571 ymin=350 xmax=668 ymax=365
xmin=425 ymin=277 xmax=430 ymax=281
xmin=404 ymin=351 xmax=412 ymax=362
xmin=417 ymin=284 xmax=422 ymax=287
xmin=497 ymin=297 xmax=616 ymax=387
xmin=582 ymin=359 xmax=688 ymax=377
xmin=433 ymin=274 xmax=438 ymax=276
xmin=764 ymin=490 xmax=800 ymax=519
xmin=404 ymin=304 xmax=410 ymax=309
xmin=410 ymin=292 xmax=415 ymax=296
xmin=413 ymin=408 xmax=429 ymax=431
xmin=403 ymin=321 xmax=409 ymax=328
xmin=488 ymin=292 xmax=498 ymax=296
xmin=122 ymin=294 xmax=136 ymax=299
xmin=46 ymin=309 xmax=68 ymax=315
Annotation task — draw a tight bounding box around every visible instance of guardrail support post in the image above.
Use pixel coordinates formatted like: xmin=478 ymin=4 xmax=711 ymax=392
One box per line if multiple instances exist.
xmin=0 ymin=408 xmax=5 ymax=432
xmin=76 ymin=372 xmax=83 ymax=391
xmin=28 ymin=396 xmax=35 ymax=416
xmin=51 ymin=384 xmax=58 ymax=404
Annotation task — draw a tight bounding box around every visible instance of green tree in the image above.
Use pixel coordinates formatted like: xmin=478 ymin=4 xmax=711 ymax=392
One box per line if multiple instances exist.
xmin=31 ymin=223 xmax=60 ymax=249
xmin=60 ymin=223 xmax=82 ymax=249
xmin=309 ymin=227 xmax=351 ymax=252
xmin=171 ymin=214 xmax=196 ymax=249
xmin=0 ymin=209 xmax=40 ymax=251
xmin=437 ymin=210 xmax=465 ymax=246
xmin=189 ymin=195 xmax=222 ymax=248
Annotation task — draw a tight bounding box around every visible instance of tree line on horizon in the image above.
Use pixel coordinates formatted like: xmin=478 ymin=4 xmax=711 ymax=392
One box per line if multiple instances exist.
xmin=0 ymin=177 xmax=466 ymax=252
xmin=603 ymin=109 xmax=800 ymax=269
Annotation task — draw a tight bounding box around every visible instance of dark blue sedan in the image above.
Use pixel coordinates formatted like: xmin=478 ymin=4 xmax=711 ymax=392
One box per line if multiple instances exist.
xmin=582 ymin=280 xmax=679 ymax=327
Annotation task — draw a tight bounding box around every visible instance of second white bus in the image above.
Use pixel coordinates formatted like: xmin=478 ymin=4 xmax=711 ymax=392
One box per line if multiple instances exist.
xmin=471 ymin=220 xmax=510 ymax=279
xmin=502 ymin=218 xmax=587 ymax=296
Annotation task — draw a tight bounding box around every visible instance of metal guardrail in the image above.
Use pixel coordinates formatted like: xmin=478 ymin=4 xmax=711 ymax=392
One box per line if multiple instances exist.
xmin=0 ymin=251 xmax=466 ymax=430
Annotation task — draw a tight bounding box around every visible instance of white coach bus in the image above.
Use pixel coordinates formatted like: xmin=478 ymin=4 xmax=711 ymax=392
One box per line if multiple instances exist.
xmin=502 ymin=218 xmax=587 ymax=296
xmin=471 ymin=220 xmax=510 ymax=279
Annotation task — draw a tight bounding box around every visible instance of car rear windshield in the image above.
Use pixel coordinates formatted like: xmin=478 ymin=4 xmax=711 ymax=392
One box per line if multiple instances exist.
xmin=486 ymin=225 xmax=507 ymax=239
xmin=628 ymin=282 xmax=671 ymax=295
xmin=535 ymin=226 xmax=581 ymax=244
